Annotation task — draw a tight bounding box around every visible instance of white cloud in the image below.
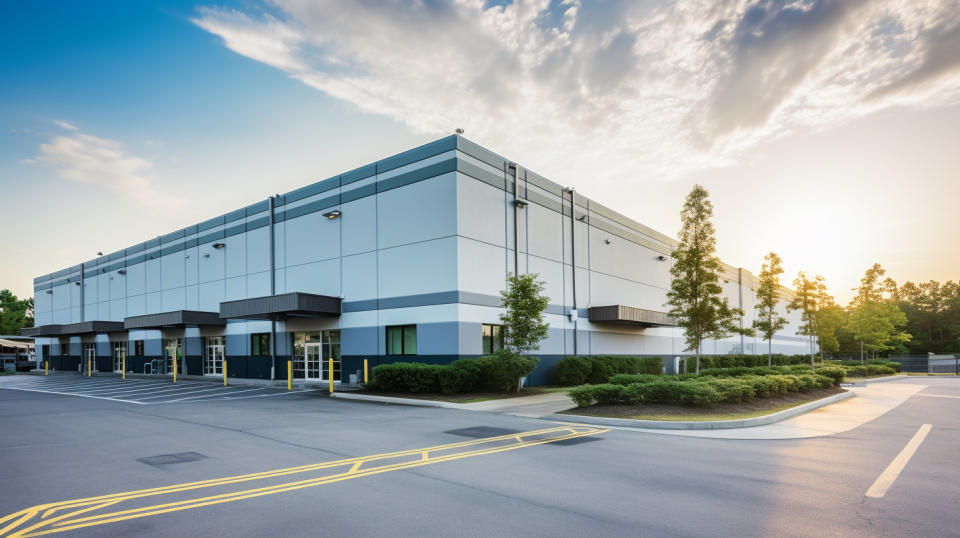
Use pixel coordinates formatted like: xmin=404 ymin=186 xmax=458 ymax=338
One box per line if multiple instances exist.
xmin=33 ymin=130 xmax=183 ymax=210
xmin=192 ymin=0 xmax=960 ymax=186
xmin=53 ymin=119 xmax=79 ymax=131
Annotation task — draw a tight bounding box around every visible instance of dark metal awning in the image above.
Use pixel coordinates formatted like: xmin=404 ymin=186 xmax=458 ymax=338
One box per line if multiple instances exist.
xmin=219 ymin=292 xmax=341 ymax=320
xmin=588 ymin=305 xmax=677 ymax=327
xmin=21 ymin=321 xmax=126 ymax=337
xmin=124 ymin=310 xmax=225 ymax=330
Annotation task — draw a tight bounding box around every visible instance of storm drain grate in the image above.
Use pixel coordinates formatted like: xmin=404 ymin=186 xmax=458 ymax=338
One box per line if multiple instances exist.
xmin=138 ymin=452 xmax=208 ymax=467
xmin=444 ymin=426 xmax=521 ymax=438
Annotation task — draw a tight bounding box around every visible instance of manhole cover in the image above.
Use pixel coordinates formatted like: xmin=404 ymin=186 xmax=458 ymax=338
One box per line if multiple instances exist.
xmin=138 ymin=452 xmax=208 ymax=467
xmin=444 ymin=426 xmax=521 ymax=438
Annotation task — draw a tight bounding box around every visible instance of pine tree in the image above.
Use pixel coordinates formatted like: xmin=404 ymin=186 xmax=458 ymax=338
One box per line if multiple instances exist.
xmin=666 ymin=185 xmax=748 ymax=374
xmin=753 ymin=252 xmax=788 ymax=366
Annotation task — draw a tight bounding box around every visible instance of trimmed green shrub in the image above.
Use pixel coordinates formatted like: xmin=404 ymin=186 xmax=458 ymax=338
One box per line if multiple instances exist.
xmin=697 ymin=377 xmax=755 ymax=403
xmin=368 ymin=362 xmax=443 ymax=393
xmin=842 ymin=365 xmax=896 ymax=377
xmin=609 ymin=374 xmax=663 ymax=386
xmin=816 ymin=367 xmax=845 ymax=386
xmin=373 ymin=351 xmax=538 ymax=395
xmin=551 ymin=356 xmax=592 ymax=386
xmin=552 ymin=355 xmax=663 ymax=385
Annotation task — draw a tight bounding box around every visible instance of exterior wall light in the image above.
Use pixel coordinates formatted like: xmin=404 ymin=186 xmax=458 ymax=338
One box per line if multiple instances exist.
xmin=202 ymin=251 xmax=210 ymax=258
xmin=118 ymin=270 xmax=126 ymax=275
xmin=657 ymin=255 xmax=668 ymax=261
xmin=513 ymin=199 xmax=528 ymax=208
xmin=212 ymin=242 xmax=226 ymax=249
xmin=322 ymin=210 xmax=341 ymax=220
xmin=46 ymin=290 xmax=53 ymax=294
xmin=604 ymin=239 xmax=612 ymax=244
xmin=75 ymin=282 xmax=81 ymax=286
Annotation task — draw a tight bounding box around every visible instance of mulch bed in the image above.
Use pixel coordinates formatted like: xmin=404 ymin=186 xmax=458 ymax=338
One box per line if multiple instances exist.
xmin=562 ymin=386 xmax=845 ymax=419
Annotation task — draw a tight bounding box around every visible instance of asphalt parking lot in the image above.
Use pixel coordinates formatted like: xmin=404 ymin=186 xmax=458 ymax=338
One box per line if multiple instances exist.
xmin=1 ymin=375 xmax=958 ymax=537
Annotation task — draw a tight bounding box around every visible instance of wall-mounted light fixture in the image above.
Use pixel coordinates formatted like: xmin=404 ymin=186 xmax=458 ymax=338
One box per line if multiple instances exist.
xmin=212 ymin=242 xmax=226 ymax=249
xmin=604 ymin=239 xmax=612 ymax=245
xmin=513 ymin=199 xmax=529 ymax=208
xmin=184 ymin=254 xmax=190 ymax=259
xmin=97 ymin=251 xmax=103 ymax=256
xmin=202 ymin=251 xmax=210 ymax=258
xmin=75 ymin=281 xmax=81 ymax=286
xmin=657 ymin=255 xmax=668 ymax=261
xmin=576 ymin=215 xmax=587 ymax=221
xmin=322 ymin=210 xmax=341 ymax=220
xmin=46 ymin=290 xmax=52 ymax=294
xmin=117 ymin=269 xmax=126 ymax=275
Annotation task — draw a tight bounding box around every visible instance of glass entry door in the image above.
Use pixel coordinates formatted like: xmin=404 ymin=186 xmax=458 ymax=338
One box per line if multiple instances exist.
xmin=113 ymin=342 xmax=127 ymax=373
xmin=304 ymin=343 xmax=322 ymax=380
xmin=84 ymin=344 xmax=96 ymax=374
xmin=164 ymin=338 xmax=183 ymax=375
xmin=293 ymin=331 xmax=341 ymax=381
xmin=204 ymin=337 xmax=224 ymax=376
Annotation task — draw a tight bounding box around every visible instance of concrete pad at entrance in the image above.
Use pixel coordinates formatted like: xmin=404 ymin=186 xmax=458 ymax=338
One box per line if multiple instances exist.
xmin=591 ymin=383 xmax=928 ymax=440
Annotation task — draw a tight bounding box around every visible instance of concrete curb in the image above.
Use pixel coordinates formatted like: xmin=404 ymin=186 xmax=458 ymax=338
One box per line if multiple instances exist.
xmin=841 ymin=375 xmax=909 ymax=387
xmin=542 ymin=390 xmax=855 ymax=430
xmin=330 ymin=392 xmax=469 ymax=409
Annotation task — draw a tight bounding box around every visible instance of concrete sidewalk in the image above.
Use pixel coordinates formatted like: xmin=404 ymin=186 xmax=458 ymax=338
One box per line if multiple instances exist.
xmin=581 ymin=382 xmax=928 ymax=440
xmin=458 ymin=391 xmax=575 ymax=418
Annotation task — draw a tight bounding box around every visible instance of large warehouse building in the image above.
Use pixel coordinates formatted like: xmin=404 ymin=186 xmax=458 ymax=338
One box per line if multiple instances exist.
xmin=25 ymin=135 xmax=808 ymax=384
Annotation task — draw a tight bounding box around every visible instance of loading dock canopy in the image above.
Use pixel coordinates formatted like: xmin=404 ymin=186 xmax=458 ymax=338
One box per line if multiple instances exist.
xmin=124 ymin=310 xmax=225 ymax=330
xmin=21 ymin=321 xmax=125 ymax=337
xmin=588 ymin=305 xmax=676 ymax=327
xmin=219 ymin=292 xmax=341 ymax=320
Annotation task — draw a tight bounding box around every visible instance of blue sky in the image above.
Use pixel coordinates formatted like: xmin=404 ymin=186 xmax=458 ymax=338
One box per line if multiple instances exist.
xmin=2 ymin=0 xmax=959 ymax=302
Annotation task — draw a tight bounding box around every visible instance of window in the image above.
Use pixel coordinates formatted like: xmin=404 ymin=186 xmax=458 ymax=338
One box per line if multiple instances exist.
xmin=251 ymin=333 xmax=271 ymax=356
xmin=134 ymin=340 xmax=144 ymax=356
xmin=482 ymin=324 xmax=504 ymax=355
xmin=386 ymin=325 xmax=417 ymax=355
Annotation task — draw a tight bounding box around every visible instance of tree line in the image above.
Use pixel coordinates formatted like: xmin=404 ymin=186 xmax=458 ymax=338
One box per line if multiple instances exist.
xmin=667 ymin=185 xmax=957 ymax=372
xmin=0 ymin=290 xmax=34 ymax=335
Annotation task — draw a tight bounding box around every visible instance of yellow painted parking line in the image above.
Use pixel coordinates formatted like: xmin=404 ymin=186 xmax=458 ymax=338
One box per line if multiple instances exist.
xmin=915 ymin=393 xmax=960 ymax=400
xmin=865 ymin=423 xmax=932 ymax=498
xmin=0 ymin=425 xmax=605 ymax=537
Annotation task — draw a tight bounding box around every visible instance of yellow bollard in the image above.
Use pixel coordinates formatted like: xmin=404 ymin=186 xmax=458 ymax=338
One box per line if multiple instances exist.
xmin=88 ymin=358 xmax=92 ymax=377
xmin=45 ymin=361 xmax=48 ymax=376
xmin=287 ymin=360 xmax=292 ymax=391
xmin=223 ymin=360 xmax=227 ymax=387
xmin=328 ymin=358 xmax=334 ymax=394
xmin=122 ymin=355 xmax=126 ymax=380
xmin=363 ymin=359 xmax=369 ymax=384
xmin=173 ymin=355 xmax=177 ymax=383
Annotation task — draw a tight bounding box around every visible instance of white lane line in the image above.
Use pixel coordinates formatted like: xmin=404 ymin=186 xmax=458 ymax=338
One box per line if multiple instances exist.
xmin=220 ymin=390 xmax=308 ymax=400
xmin=915 ymin=393 xmax=960 ymax=400
xmin=121 ymin=386 xmax=225 ymax=399
xmin=135 ymin=387 xmax=233 ymax=400
xmin=0 ymin=386 xmax=148 ymax=404
xmin=161 ymin=388 xmax=267 ymax=402
xmin=865 ymin=423 xmax=932 ymax=498
xmin=75 ymin=382 xmax=211 ymax=395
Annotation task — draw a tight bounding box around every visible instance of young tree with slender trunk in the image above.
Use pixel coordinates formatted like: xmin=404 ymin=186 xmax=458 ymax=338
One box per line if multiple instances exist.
xmin=499 ymin=273 xmax=550 ymax=354
xmin=666 ymin=185 xmax=749 ymax=374
xmin=753 ymin=252 xmax=788 ymax=366
xmin=788 ymin=273 xmax=830 ymax=369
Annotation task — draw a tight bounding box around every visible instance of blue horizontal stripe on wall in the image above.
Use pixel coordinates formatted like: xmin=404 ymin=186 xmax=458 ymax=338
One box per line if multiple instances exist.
xmin=341 ymin=163 xmax=376 ymax=185
xmin=377 ymin=135 xmax=456 ymax=175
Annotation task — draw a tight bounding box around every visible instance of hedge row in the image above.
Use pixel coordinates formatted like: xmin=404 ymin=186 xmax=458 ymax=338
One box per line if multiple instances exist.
xmin=366 ymin=351 xmax=539 ymax=394
xmin=683 ymin=354 xmax=823 ymax=371
xmin=831 ymin=360 xmax=901 ymax=372
xmin=569 ymin=373 xmax=837 ymax=408
xmin=841 ymin=365 xmax=897 ymax=377
xmin=552 ymin=356 xmax=663 ymax=385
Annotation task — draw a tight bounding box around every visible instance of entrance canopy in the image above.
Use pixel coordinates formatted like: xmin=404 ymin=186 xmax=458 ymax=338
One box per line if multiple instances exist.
xmin=21 ymin=321 xmax=125 ymax=337
xmin=124 ymin=310 xmax=225 ymax=330
xmin=219 ymin=292 xmax=341 ymax=321
xmin=588 ymin=305 xmax=676 ymax=327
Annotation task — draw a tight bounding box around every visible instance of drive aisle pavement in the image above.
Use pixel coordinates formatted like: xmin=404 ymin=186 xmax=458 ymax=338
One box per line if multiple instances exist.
xmin=0 ymin=374 xmax=308 ymax=404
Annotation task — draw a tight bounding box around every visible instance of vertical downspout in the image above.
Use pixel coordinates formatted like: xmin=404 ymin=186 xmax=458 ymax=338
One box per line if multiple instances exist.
xmin=738 ymin=268 xmax=744 ymax=353
xmin=568 ymin=188 xmax=577 ymax=356
xmin=269 ymin=196 xmax=276 ymax=381
xmin=79 ymin=263 xmax=84 ymax=322
xmin=509 ymin=163 xmax=519 ymax=276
